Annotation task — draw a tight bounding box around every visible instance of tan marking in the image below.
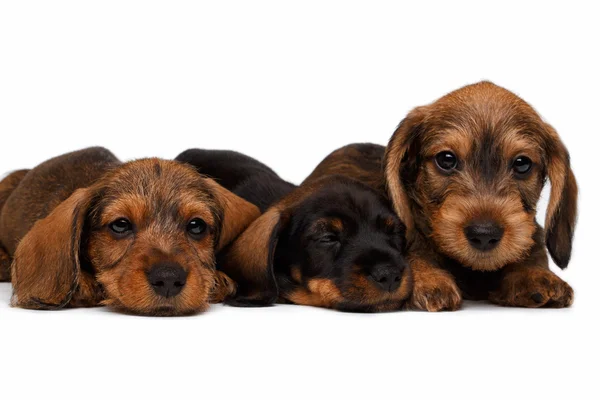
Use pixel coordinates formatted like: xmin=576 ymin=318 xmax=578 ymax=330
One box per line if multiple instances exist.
xmin=286 ymin=278 xmax=342 ymax=309
xmin=290 ymin=265 xmax=303 ymax=283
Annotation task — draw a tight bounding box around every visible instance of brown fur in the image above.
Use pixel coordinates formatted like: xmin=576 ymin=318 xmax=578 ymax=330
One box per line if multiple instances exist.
xmin=0 ymin=169 xmax=25 ymax=279
xmin=220 ymin=207 xmax=283 ymax=304
xmin=0 ymin=148 xmax=259 ymax=315
xmin=304 ymin=144 xmax=386 ymax=192
xmin=286 ymin=279 xmax=343 ymax=309
xmin=383 ymin=81 xmax=577 ymax=310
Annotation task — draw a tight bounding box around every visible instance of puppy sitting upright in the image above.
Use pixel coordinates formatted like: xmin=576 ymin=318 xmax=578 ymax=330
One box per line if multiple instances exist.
xmin=176 ymin=148 xmax=411 ymax=312
xmin=384 ymin=81 xmax=577 ymax=311
xmin=0 ymin=147 xmax=259 ymax=315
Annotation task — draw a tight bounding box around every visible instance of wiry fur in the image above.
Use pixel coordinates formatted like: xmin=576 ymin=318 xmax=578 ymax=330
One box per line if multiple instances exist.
xmin=0 ymin=147 xmax=258 ymax=315
xmin=383 ymin=81 xmax=577 ymax=310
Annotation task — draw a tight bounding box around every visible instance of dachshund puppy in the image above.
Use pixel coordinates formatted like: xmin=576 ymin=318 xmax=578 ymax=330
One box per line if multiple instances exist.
xmin=176 ymin=148 xmax=411 ymax=312
xmin=0 ymin=147 xmax=259 ymax=315
xmin=383 ymin=81 xmax=577 ymax=311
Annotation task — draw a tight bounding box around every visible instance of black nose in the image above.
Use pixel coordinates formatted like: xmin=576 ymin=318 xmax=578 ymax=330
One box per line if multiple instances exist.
xmin=147 ymin=264 xmax=188 ymax=298
xmin=369 ymin=264 xmax=404 ymax=292
xmin=464 ymin=222 xmax=504 ymax=251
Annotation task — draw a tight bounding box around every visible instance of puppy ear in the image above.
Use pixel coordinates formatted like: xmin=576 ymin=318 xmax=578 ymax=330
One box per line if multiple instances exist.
xmin=544 ymin=124 xmax=578 ymax=269
xmin=11 ymin=188 xmax=95 ymax=309
xmin=204 ymin=178 xmax=260 ymax=251
xmin=384 ymin=107 xmax=427 ymax=240
xmin=218 ymin=207 xmax=284 ymax=306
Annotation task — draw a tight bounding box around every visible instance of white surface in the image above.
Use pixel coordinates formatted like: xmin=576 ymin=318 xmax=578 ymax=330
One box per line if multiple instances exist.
xmin=0 ymin=1 xmax=598 ymax=399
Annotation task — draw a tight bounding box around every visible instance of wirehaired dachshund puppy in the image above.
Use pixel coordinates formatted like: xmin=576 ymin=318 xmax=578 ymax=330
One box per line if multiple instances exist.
xmin=383 ymin=81 xmax=577 ymax=311
xmin=0 ymin=147 xmax=259 ymax=315
xmin=176 ymin=148 xmax=411 ymax=312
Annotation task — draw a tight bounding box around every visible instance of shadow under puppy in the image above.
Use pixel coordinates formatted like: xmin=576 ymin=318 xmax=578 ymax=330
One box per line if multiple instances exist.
xmin=176 ymin=148 xmax=411 ymax=312
xmin=382 ymin=81 xmax=577 ymax=311
xmin=0 ymin=147 xmax=259 ymax=315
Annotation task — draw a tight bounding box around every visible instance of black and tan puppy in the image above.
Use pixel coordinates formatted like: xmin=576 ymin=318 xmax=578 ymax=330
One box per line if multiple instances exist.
xmin=176 ymin=148 xmax=411 ymax=312
xmin=382 ymin=81 xmax=577 ymax=311
xmin=0 ymin=147 xmax=259 ymax=315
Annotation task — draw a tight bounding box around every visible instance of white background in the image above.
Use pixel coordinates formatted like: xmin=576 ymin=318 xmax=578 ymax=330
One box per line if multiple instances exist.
xmin=1 ymin=1 xmax=598 ymax=399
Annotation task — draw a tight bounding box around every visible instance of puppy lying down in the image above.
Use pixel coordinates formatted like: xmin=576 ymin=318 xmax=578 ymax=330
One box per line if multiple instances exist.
xmin=0 ymin=147 xmax=259 ymax=316
xmin=176 ymin=147 xmax=412 ymax=312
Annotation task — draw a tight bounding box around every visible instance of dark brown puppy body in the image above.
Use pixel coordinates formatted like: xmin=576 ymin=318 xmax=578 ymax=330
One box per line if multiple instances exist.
xmin=0 ymin=147 xmax=259 ymax=315
xmin=383 ymin=81 xmax=577 ymax=311
xmin=176 ymin=148 xmax=411 ymax=312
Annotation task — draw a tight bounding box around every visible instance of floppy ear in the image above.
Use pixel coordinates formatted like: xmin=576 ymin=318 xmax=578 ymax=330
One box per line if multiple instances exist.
xmin=384 ymin=107 xmax=427 ymax=240
xmin=203 ymin=178 xmax=260 ymax=250
xmin=543 ymin=124 xmax=578 ymax=269
xmin=10 ymin=187 xmax=95 ymax=309
xmin=218 ymin=207 xmax=285 ymax=307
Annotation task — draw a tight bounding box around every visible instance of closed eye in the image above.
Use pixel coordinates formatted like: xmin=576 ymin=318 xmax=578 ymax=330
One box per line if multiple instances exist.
xmin=316 ymin=233 xmax=339 ymax=244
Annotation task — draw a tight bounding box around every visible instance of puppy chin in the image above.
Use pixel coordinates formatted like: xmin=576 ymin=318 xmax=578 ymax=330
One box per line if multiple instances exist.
xmin=101 ymin=296 xmax=210 ymax=316
xmin=97 ymin=264 xmax=215 ymax=316
xmin=342 ymin=270 xmax=413 ymax=311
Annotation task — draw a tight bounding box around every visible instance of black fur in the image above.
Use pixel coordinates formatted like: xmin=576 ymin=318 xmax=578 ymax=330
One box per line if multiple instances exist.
xmin=176 ymin=148 xmax=410 ymax=312
xmin=176 ymin=149 xmax=296 ymax=212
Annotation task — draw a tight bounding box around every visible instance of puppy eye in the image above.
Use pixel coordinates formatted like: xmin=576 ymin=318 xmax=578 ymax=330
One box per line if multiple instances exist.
xmin=187 ymin=218 xmax=207 ymax=239
xmin=512 ymin=156 xmax=533 ymax=175
xmin=109 ymin=218 xmax=133 ymax=235
xmin=316 ymin=233 xmax=339 ymax=245
xmin=435 ymin=151 xmax=458 ymax=171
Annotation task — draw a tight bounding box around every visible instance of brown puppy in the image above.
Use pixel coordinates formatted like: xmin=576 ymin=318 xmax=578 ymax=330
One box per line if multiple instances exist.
xmin=0 ymin=147 xmax=259 ymax=315
xmin=384 ymin=81 xmax=577 ymax=311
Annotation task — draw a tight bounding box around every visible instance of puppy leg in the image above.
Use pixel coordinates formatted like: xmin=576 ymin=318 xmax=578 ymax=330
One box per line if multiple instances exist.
xmin=489 ymin=240 xmax=573 ymax=308
xmin=0 ymin=245 xmax=10 ymax=281
xmin=490 ymin=265 xmax=573 ymax=308
xmin=67 ymin=272 xmax=105 ymax=308
xmin=209 ymin=271 xmax=237 ymax=303
xmin=409 ymin=257 xmax=462 ymax=312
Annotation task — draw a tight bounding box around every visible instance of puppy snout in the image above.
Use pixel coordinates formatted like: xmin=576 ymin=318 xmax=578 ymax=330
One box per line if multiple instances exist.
xmin=464 ymin=221 xmax=504 ymax=251
xmin=147 ymin=263 xmax=188 ymax=298
xmin=368 ymin=264 xmax=404 ymax=292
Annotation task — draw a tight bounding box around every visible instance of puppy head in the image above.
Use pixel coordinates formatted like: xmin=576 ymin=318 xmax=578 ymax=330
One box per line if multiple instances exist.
xmin=384 ymin=81 xmax=577 ymax=271
xmin=11 ymin=159 xmax=259 ymax=315
xmin=221 ymin=177 xmax=412 ymax=312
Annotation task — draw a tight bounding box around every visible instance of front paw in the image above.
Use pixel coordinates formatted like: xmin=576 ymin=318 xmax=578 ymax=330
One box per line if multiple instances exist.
xmin=68 ymin=274 xmax=104 ymax=308
xmin=410 ymin=271 xmax=462 ymax=312
xmin=210 ymin=271 xmax=237 ymax=303
xmin=490 ymin=267 xmax=574 ymax=308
